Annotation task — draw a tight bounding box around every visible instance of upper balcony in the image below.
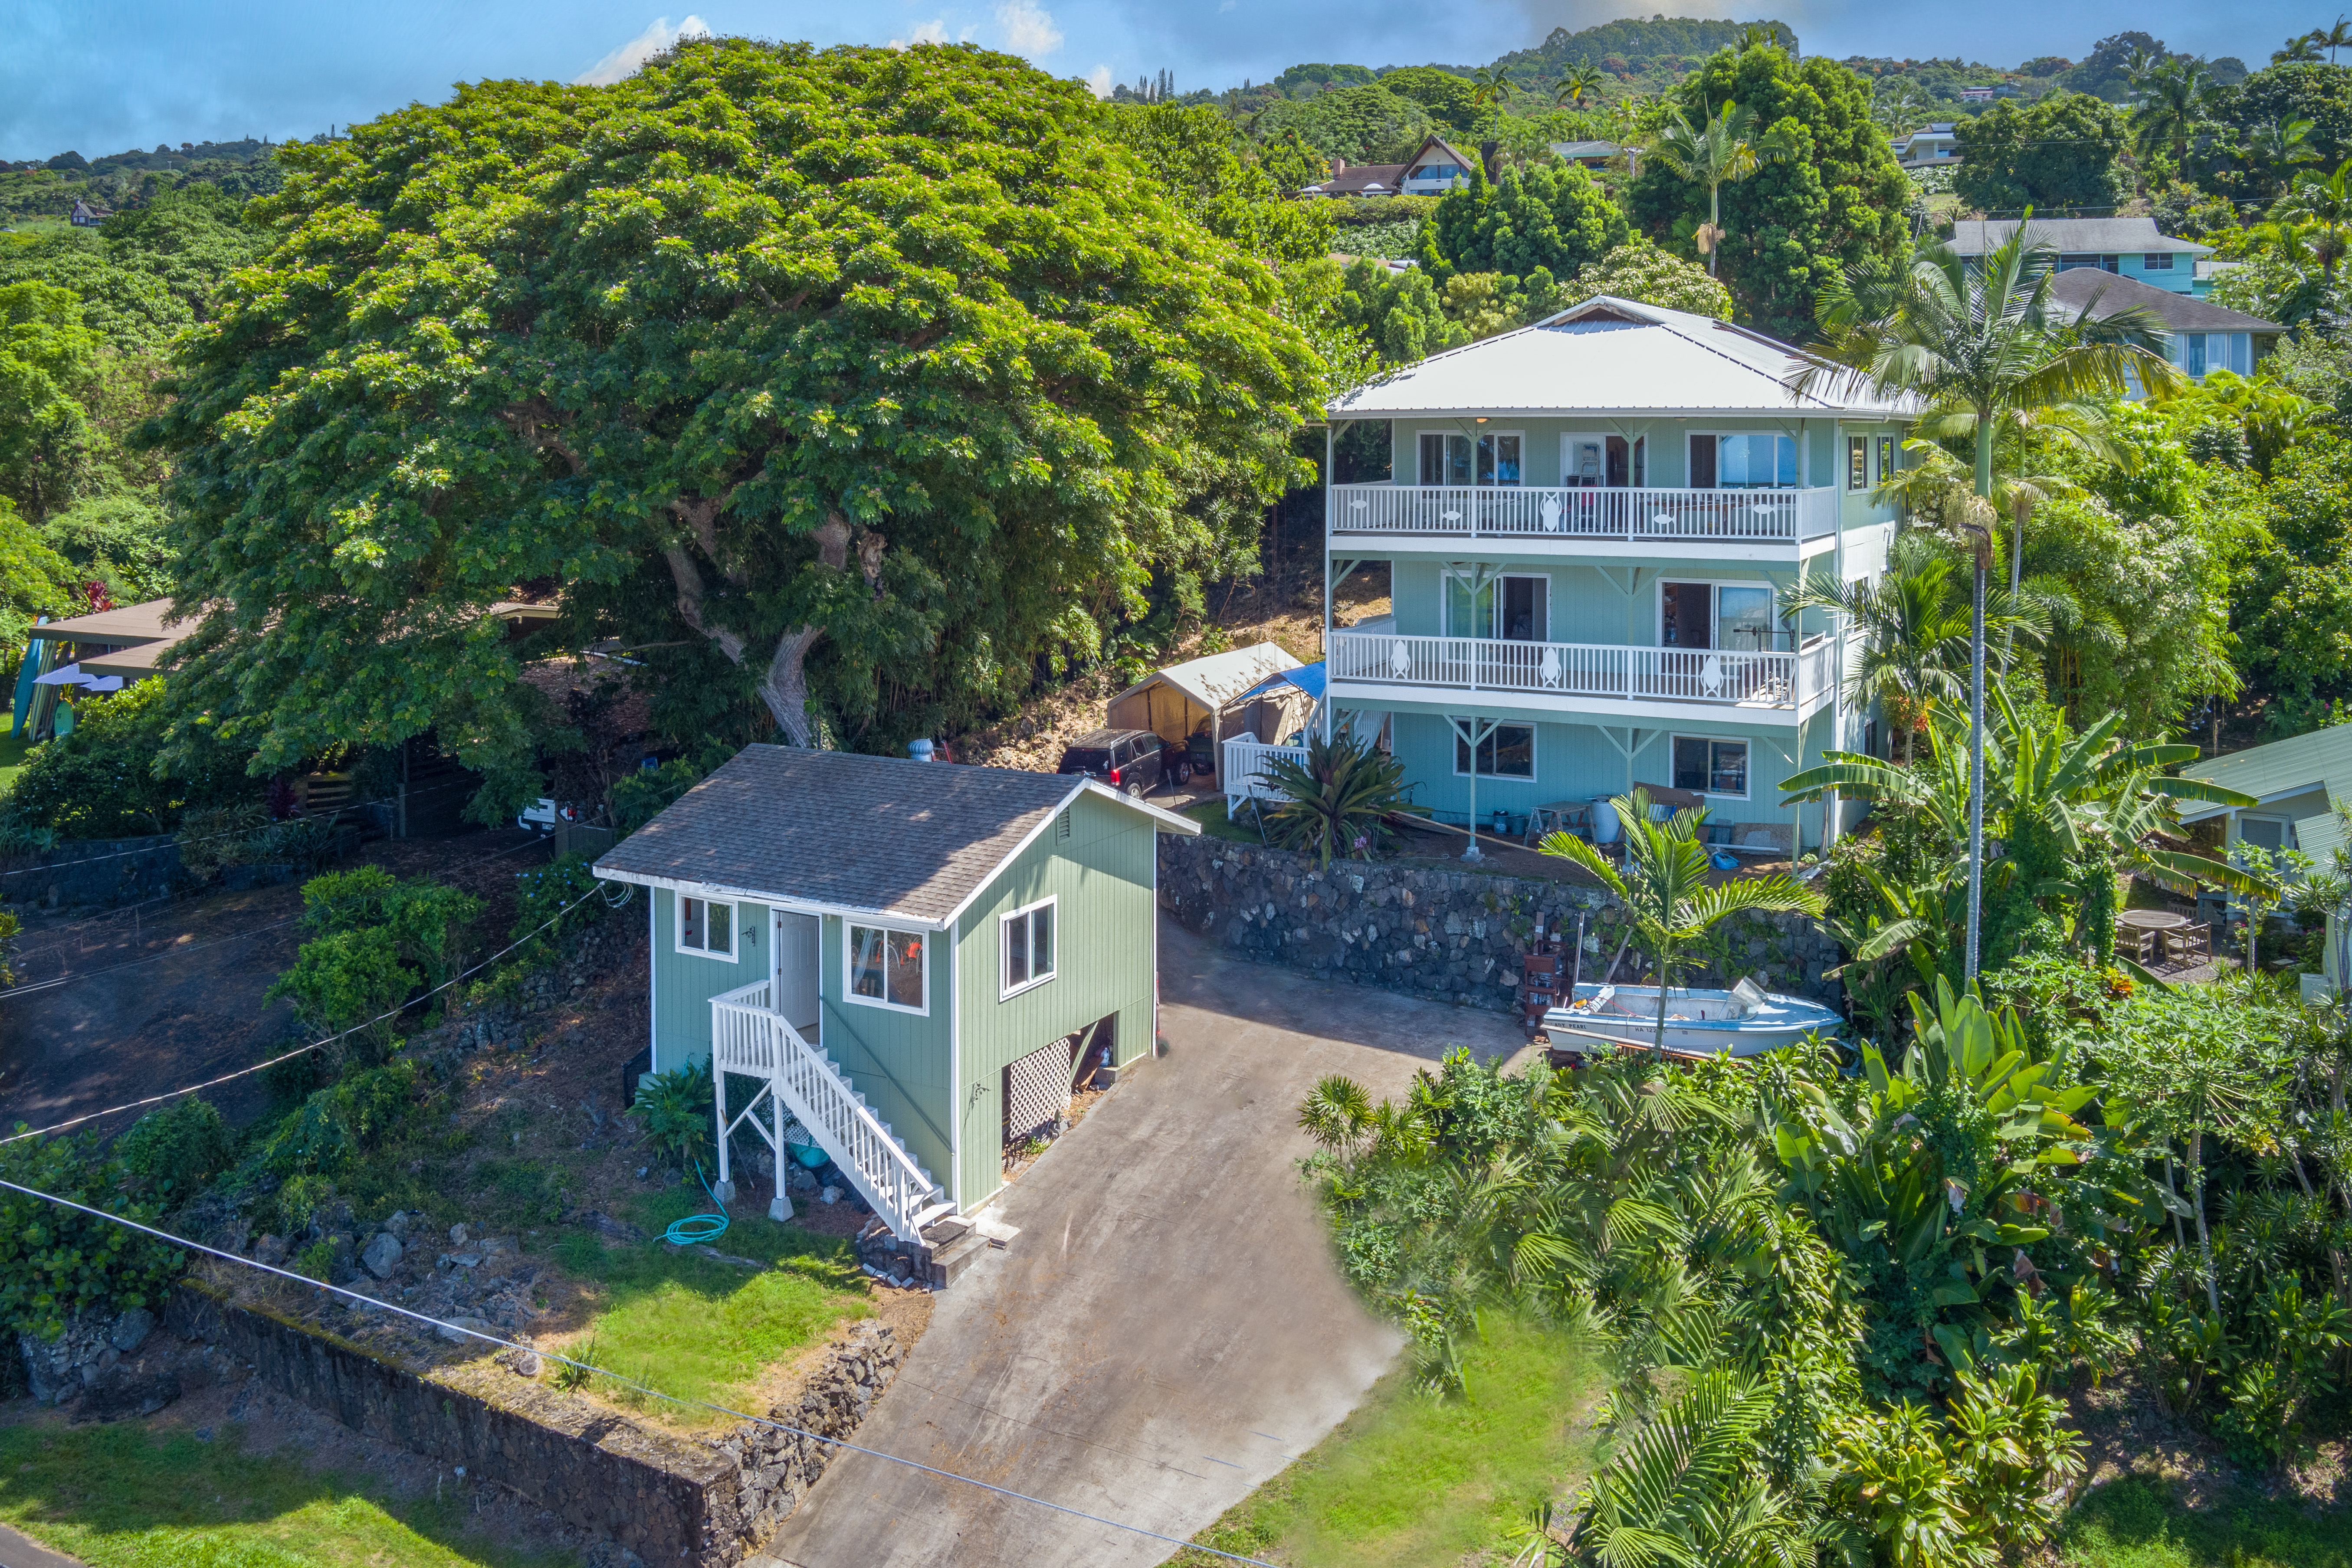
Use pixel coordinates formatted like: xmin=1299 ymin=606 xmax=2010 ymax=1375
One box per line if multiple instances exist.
xmin=1328 ymin=482 xmax=1844 ymax=561
xmin=1328 ymin=628 xmax=1838 ymax=728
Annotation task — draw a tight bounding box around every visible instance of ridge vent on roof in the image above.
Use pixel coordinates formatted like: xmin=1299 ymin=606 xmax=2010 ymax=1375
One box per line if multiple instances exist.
xmin=1562 ymin=304 xmax=1648 ymax=325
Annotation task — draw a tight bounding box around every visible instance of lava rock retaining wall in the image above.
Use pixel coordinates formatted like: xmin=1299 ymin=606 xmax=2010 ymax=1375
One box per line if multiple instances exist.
xmin=1157 ymin=835 xmax=1840 ymax=1010
xmin=0 ymin=835 xmax=184 ymax=909
xmin=409 ymin=915 xmax=634 ymax=1072
xmin=163 ymin=1281 xmax=901 ymax=1565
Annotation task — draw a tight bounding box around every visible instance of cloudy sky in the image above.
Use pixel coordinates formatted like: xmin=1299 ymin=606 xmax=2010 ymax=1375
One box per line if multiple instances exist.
xmin=3 ymin=0 xmax=2331 ymax=161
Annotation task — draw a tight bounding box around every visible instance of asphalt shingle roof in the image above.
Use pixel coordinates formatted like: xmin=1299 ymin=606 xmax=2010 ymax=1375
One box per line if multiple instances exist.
xmin=594 ymin=747 xmax=1105 ymax=923
xmin=2044 ymin=268 xmax=2283 ymax=332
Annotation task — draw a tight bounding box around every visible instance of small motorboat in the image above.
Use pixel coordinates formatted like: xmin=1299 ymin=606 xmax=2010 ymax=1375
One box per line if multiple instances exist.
xmin=1542 ymin=978 xmax=1841 ymax=1059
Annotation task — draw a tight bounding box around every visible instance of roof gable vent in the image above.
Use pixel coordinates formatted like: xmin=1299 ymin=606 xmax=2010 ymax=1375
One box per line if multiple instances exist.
xmin=1056 ymin=809 xmax=1072 ymax=843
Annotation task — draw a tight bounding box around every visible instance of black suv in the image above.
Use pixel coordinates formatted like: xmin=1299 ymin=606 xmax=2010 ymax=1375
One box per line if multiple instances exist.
xmin=1056 ymin=729 xmax=1164 ymax=796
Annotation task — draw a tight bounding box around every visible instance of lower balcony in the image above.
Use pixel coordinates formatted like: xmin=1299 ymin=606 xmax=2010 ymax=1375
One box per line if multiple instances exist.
xmin=1328 ymin=630 xmax=1835 ymax=724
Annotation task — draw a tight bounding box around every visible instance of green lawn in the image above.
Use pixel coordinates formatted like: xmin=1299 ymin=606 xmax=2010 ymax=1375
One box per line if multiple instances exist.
xmin=1181 ymin=797 xmax=1269 ymax=846
xmin=2061 ymin=1477 xmax=2352 ymax=1568
xmin=1174 ymin=1317 xmax=1602 ymax=1568
xmin=0 ymin=1419 xmax=571 ymax=1567
xmin=0 ymin=708 xmax=32 ymax=795
xmin=539 ymin=1189 xmax=870 ymax=1424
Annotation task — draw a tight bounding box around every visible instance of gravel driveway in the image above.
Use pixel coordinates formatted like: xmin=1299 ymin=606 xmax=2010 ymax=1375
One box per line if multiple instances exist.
xmin=757 ymin=915 xmax=1526 ymax=1568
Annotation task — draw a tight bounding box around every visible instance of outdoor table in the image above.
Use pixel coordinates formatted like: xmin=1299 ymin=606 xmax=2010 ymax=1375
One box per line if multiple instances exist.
xmin=1523 ymin=801 xmax=1591 ymax=847
xmin=2117 ymin=909 xmax=2191 ymax=964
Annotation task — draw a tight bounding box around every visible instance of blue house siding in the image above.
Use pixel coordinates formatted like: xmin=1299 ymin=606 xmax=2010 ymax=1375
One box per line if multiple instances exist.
xmin=1367 ymin=705 xmax=1840 ymax=849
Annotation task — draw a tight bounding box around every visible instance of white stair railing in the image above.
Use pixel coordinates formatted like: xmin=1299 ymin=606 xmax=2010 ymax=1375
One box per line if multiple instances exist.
xmin=710 ymin=978 xmax=951 ymax=1241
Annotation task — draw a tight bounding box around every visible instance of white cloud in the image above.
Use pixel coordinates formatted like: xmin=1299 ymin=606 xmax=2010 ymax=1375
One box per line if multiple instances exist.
xmin=1086 ymin=64 xmax=1113 ymax=98
xmin=890 ymin=18 xmax=951 ymax=47
xmin=574 ymin=15 xmax=711 ymax=86
xmin=994 ymin=0 xmax=1063 ymax=58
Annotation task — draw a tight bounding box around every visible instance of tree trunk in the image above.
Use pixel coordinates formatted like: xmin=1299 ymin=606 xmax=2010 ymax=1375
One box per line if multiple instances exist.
xmin=661 ymin=509 xmax=856 ymax=749
xmin=1654 ymin=940 xmax=1673 ymax=1057
xmin=2190 ymin=1125 xmax=2221 ymax=1315
xmin=1965 ymin=414 xmax=1991 ymax=983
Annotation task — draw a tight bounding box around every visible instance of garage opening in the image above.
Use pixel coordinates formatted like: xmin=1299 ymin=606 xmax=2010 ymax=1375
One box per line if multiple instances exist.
xmin=1003 ymin=1014 xmax=1116 ymax=1168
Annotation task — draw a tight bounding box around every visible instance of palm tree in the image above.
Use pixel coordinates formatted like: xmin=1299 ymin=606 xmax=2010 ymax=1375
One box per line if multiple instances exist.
xmin=1538 ymin=789 xmax=1824 ymax=1055
xmin=1790 ymin=226 xmax=2181 ymax=981
xmin=1554 ymin=62 xmax=1605 ymax=111
xmin=2326 ymin=15 xmax=2352 ymax=63
xmin=1781 ymin=546 xmax=2050 ymax=762
xmin=2131 ymin=56 xmax=2219 ymax=165
xmin=1468 ymin=63 xmax=1517 ymax=117
xmin=1872 ymin=80 xmax=1929 ymax=136
xmin=2276 ymin=31 xmax=2328 ymax=64
xmin=2247 ymin=115 xmax=2322 ymax=198
xmin=2279 ymin=158 xmax=2352 ymax=279
xmin=1643 ymin=99 xmax=1781 ymax=276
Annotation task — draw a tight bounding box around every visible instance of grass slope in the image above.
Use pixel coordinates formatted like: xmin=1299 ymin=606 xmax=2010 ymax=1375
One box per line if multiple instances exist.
xmin=0 ymin=1420 xmax=569 ymax=1568
xmin=1175 ymin=1317 xmax=1601 ymax=1568
xmin=543 ymin=1189 xmax=869 ymax=1422
xmin=2062 ymin=1477 xmax=2352 ymax=1567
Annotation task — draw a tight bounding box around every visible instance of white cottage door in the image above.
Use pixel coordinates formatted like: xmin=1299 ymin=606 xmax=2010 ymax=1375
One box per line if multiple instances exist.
xmin=771 ymin=909 xmax=821 ymax=1033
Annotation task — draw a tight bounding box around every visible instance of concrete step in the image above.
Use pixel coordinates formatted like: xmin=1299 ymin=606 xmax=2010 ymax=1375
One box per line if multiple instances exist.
xmin=925 ymin=1231 xmax=990 ymax=1289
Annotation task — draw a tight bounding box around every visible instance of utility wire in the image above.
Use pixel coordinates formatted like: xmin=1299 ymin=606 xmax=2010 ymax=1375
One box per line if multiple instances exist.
xmin=0 ymin=874 xmax=622 ymax=1145
xmin=0 ymin=1178 xmax=1282 ymax=1568
xmin=1 ymin=830 xmax=556 ymax=1002
xmin=0 ymin=774 xmax=483 ymax=879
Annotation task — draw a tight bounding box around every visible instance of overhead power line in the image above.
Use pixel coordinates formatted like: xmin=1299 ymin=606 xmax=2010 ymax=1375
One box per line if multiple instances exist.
xmin=0 ymin=1178 xmax=1283 ymax=1568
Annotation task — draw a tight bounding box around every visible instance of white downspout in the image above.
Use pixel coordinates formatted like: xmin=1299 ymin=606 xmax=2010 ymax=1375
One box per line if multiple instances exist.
xmin=947 ymin=922 xmax=961 ymax=1213
xmin=1323 ymin=421 xmax=1336 ymax=745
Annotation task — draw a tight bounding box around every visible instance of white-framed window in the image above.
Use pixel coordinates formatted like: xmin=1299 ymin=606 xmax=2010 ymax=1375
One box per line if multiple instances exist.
xmin=1688 ymin=432 xmax=1797 ymax=490
xmin=2143 ymin=251 xmax=2175 ymax=271
xmin=1417 ymin=430 xmax=1522 ymax=485
xmin=1560 ymin=431 xmax=1644 ymax=488
xmin=846 ymin=924 xmax=928 ymax=1014
xmin=1671 ymin=735 xmax=1751 ymax=798
xmin=1452 ymin=720 xmax=1536 ymax=779
xmin=676 ymin=895 xmax=737 ymax=960
xmin=1876 ymin=434 xmax=1896 ymax=483
xmin=1658 ymin=579 xmax=1783 ymax=653
xmin=1444 ymin=569 xmax=1550 ymax=642
xmin=1001 ymin=896 xmax=1057 ymax=998
xmin=1847 ymin=436 xmax=1867 ymax=491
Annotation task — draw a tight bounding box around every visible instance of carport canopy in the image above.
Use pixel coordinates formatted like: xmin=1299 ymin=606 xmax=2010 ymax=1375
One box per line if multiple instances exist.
xmin=1105 ymin=642 xmax=1303 ymax=744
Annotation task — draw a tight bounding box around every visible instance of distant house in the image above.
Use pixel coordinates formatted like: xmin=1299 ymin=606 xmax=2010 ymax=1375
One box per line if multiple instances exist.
xmin=1549 ymin=140 xmax=1620 ymax=170
xmin=1959 ymin=85 xmax=1998 ymax=102
xmin=1299 ymin=134 xmax=1481 ymax=198
xmin=1891 ymin=124 xmax=1960 ymax=169
xmin=1948 ymin=217 xmax=2214 ymax=296
xmin=68 ymin=199 xmax=104 ymax=227
xmin=2042 ymin=269 xmax=2282 ymax=383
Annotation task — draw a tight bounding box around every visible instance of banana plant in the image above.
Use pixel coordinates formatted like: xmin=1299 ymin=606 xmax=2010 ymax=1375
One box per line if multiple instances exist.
xmin=1765 ymin=979 xmax=2116 ymax=1384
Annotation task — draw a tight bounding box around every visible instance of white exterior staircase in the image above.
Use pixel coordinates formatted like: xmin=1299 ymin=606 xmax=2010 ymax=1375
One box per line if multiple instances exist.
xmin=709 ymin=977 xmax=955 ymax=1242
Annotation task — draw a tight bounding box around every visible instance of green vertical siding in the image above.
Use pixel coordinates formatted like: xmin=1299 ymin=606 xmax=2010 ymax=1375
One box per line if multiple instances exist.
xmin=951 ymin=790 xmax=1158 ymax=1210
xmin=648 ymin=888 xmax=768 ymax=1075
xmin=816 ymin=914 xmax=955 ymax=1197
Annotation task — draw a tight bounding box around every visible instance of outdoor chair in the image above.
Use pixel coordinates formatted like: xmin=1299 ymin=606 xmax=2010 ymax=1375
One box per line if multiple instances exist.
xmin=2164 ymin=923 xmax=2213 ymax=966
xmin=2114 ymin=922 xmax=2158 ymax=966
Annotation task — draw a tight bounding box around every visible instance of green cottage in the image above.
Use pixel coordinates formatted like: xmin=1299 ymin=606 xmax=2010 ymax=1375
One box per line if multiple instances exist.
xmin=593 ymin=746 xmax=1199 ymax=1241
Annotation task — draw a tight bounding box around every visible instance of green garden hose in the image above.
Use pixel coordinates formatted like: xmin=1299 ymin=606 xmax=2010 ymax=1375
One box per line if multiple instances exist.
xmin=660 ymin=1161 xmax=729 ymax=1247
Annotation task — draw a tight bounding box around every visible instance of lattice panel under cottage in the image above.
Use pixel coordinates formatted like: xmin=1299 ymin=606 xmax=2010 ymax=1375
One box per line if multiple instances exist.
xmin=1003 ymin=1035 xmax=1077 ymax=1151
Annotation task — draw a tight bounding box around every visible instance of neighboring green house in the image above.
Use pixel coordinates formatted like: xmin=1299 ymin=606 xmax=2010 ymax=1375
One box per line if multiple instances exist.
xmin=592 ymin=746 xmax=1197 ymax=1242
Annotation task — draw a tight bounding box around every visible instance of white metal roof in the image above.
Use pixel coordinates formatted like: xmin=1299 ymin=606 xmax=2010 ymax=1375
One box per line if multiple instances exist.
xmin=1949 ymin=217 xmax=2214 ymax=259
xmin=1108 ymin=642 xmax=1302 ymax=716
xmin=1325 ymin=295 xmax=1915 ymax=420
xmin=2178 ymin=725 xmax=2352 ymax=821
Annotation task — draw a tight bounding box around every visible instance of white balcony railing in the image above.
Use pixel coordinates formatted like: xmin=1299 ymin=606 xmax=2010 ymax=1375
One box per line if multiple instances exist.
xmin=711 ymin=976 xmax=950 ymax=1241
xmin=1329 ymin=630 xmax=1835 ymax=710
xmin=1222 ymin=737 xmax=1309 ymax=819
xmin=1329 ymin=483 xmax=1841 ymax=543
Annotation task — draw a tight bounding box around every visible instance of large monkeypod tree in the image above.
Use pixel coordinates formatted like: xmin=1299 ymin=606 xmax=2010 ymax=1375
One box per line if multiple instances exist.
xmin=153 ymin=40 xmax=1322 ymax=797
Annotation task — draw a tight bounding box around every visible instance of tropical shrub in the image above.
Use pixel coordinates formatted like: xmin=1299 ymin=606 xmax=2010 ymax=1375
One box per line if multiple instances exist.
xmin=263 ymin=925 xmax=416 ymax=1060
xmin=630 ymin=1060 xmax=716 ymax=1173
xmin=1259 ymin=733 xmax=1422 ymax=865
xmin=510 ymin=852 xmax=606 ymax=965
xmin=116 ymin=1096 xmax=235 ymax=1204
xmin=0 ymin=1131 xmax=182 ymax=1340
xmin=1567 ymin=239 xmax=1732 ymax=318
